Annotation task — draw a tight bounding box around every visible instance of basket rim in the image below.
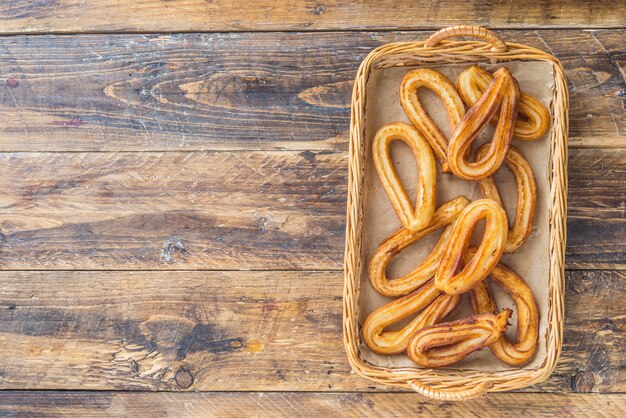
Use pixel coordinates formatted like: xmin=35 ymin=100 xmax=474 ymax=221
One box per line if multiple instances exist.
xmin=343 ymin=38 xmax=568 ymax=395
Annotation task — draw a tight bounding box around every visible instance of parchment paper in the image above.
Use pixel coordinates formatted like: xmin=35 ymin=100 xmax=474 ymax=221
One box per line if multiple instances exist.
xmin=359 ymin=61 xmax=555 ymax=371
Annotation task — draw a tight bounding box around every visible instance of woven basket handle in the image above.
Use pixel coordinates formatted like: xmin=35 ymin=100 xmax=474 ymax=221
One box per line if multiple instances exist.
xmin=408 ymin=379 xmax=493 ymax=401
xmin=425 ymin=25 xmax=507 ymax=53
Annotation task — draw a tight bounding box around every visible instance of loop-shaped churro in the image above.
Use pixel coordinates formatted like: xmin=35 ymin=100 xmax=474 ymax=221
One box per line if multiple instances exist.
xmin=448 ymin=67 xmax=520 ymax=180
xmin=373 ymin=123 xmax=437 ymax=232
xmin=468 ymin=251 xmax=539 ymax=365
xmin=400 ymin=68 xmax=466 ymax=173
xmin=407 ymin=309 xmax=512 ymax=368
xmin=362 ymin=281 xmax=460 ymax=355
xmin=435 ymin=199 xmax=507 ymax=295
xmin=477 ymin=145 xmax=536 ymax=253
xmin=369 ymin=196 xmax=470 ymax=298
xmin=457 ymin=66 xmax=550 ymax=141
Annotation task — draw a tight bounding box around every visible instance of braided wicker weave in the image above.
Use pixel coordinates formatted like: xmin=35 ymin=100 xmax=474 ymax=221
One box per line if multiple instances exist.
xmin=343 ymin=26 xmax=568 ymax=401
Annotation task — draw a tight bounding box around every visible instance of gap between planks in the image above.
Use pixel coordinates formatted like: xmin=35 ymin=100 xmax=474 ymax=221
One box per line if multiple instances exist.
xmin=0 ymin=26 xmax=625 ymax=37
xmin=0 ymin=0 xmax=624 ymax=34
xmin=0 ymin=138 xmax=623 ymax=153
xmin=0 ymin=391 xmax=623 ymax=417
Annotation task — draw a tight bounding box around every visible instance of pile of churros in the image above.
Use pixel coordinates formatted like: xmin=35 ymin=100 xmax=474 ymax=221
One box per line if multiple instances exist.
xmin=363 ymin=65 xmax=549 ymax=368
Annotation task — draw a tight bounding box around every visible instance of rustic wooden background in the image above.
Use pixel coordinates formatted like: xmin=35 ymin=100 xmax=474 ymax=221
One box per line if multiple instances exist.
xmin=0 ymin=1 xmax=624 ymax=416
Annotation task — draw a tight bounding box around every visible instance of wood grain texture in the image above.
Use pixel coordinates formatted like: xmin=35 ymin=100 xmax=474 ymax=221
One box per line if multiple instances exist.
xmin=0 ymin=30 xmax=623 ymax=152
xmin=0 ymin=0 xmax=621 ymax=409
xmin=1 ymin=1 xmax=624 ymax=33
xmin=0 ymin=392 xmax=624 ymax=418
xmin=0 ymin=270 xmax=622 ymax=392
xmin=0 ymin=148 xmax=622 ymax=270
xmin=0 ymin=151 xmax=346 ymax=270
xmin=567 ymin=149 xmax=626 ymax=269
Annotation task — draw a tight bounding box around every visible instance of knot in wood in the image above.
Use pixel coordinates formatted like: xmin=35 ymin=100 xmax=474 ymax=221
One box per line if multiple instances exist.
xmin=175 ymin=368 xmax=194 ymax=389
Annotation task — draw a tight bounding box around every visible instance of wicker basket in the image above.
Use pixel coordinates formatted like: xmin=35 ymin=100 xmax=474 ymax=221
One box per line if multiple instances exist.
xmin=343 ymin=26 xmax=568 ymax=401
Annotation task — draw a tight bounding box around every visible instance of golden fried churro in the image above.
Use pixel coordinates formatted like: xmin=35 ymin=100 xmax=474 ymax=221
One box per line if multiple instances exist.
xmin=407 ymin=309 xmax=512 ymax=367
xmin=458 ymin=65 xmax=549 ymax=141
xmin=400 ymin=68 xmax=466 ymax=172
xmin=476 ymin=145 xmax=536 ymax=252
xmin=373 ymin=123 xmax=437 ymax=232
xmin=448 ymin=67 xmax=520 ymax=180
xmin=362 ymin=281 xmax=460 ymax=354
xmin=468 ymin=250 xmax=539 ymax=365
xmin=369 ymin=196 xmax=470 ymax=297
xmin=435 ymin=199 xmax=508 ymax=295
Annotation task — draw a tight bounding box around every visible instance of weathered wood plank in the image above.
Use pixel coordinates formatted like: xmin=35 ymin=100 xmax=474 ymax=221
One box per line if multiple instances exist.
xmin=0 ymin=30 xmax=623 ymax=152
xmin=0 ymin=148 xmax=622 ymax=270
xmin=560 ymin=270 xmax=626 ymax=394
xmin=0 ymin=271 xmax=349 ymax=390
xmin=0 ymin=151 xmax=346 ymax=270
xmin=567 ymin=148 xmax=626 ymax=269
xmin=0 ymin=392 xmax=624 ymax=417
xmin=0 ymin=270 xmax=622 ymax=392
xmin=1 ymin=1 xmax=624 ymax=33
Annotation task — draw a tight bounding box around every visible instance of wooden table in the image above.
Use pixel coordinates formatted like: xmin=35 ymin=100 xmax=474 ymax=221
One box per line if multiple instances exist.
xmin=0 ymin=1 xmax=624 ymax=416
